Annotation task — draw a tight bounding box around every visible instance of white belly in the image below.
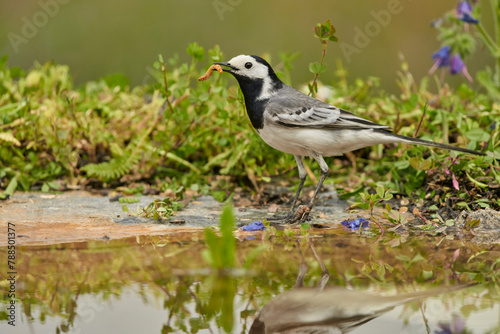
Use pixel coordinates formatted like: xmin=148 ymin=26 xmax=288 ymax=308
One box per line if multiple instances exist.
xmin=257 ymin=124 xmax=401 ymax=157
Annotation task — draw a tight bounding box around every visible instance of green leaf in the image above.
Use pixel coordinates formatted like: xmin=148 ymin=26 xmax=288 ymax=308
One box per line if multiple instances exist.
xmin=165 ymin=152 xmax=201 ymax=174
xmin=204 ymin=228 xmax=221 ymax=268
xmin=422 ymin=270 xmax=433 ymax=280
xmin=466 ymin=172 xmax=488 ymax=188
xmin=4 ymin=176 xmax=18 ymax=197
xmin=47 ymin=181 xmax=60 ymax=190
xmin=465 ymin=128 xmax=489 ymax=142
xmin=186 ymin=42 xmax=205 ymax=62
xmin=211 ymin=190 xmax=226 ymax=202
xmin=118 ymin=197 xmax=140 ymax=204
xmin=394 ymin=160 xmax=410 ymax=169
xmin=309 ymin=62 xmax=327 ymax=75
xmin=220 ymin=204 xmax=236 ymax=267
xmin=376 ymin=186 xmax=385 ymax=199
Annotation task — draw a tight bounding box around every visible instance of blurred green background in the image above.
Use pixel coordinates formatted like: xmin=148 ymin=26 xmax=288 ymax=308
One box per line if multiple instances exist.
xmin=0 ymin=0 xmax=492 ymax=92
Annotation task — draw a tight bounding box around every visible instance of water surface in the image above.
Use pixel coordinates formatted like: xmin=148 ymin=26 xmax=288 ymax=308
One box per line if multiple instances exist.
xmin=1 ymin=228 xmax=499 ymax=333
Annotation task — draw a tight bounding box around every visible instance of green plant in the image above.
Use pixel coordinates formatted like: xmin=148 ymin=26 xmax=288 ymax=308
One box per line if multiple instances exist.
xmin=308 ymin=19 xmax=338 ymax=96
xmin=202 ymin=204 xmax=237 ymax=269
xmin=430 ymin=1 xmax=500 ymax=98
xmin=351 ymin=186 xmax=393 ymax=216
xmin=383 ymin=204 xmax=409 ymax=226
xmin=122 ymin=197 xmax=181 ymax=220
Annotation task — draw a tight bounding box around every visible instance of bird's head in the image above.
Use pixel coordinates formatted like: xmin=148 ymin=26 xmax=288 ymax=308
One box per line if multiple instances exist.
xmin=213 ymin=55 xmax=278 ymax=82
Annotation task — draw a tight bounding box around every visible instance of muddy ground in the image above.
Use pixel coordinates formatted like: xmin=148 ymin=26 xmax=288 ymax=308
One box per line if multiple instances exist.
xmin=0 ymin=189 xmax=355 ymax=246
xmin=1 ymin=188 xmax=499 ymax=246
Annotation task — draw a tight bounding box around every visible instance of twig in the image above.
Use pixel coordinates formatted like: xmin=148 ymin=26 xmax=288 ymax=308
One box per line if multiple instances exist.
xmin=413 ymin=103 xmax=428 ymax=138
xmin=159 ymin=60 xmax=175 ymax=115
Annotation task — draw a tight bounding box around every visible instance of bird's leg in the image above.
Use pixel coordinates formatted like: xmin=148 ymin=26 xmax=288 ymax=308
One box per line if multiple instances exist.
xmin=293 ymin=240 xmax=308 ymax=289
xmin=270 ymin=156 xmax=306 ymax=222
xmin=309 ymin=240 xmax=329 ymax=291
xmin=299 ymin=153 xmax=328 ymax=222
xmin=286 ymin=156 xmax=307 ymax=218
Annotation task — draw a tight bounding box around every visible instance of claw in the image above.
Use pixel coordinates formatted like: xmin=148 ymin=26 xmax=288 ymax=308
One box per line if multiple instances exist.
xmin=287 ymin=205 xmax=310 ymax=224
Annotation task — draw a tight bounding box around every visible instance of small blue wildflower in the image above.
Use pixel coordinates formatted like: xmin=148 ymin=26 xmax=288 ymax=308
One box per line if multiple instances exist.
xmin=429 ymin=47 xmax=473 ymax=82
xmin=456 ymin=1 xmax=473 ymax=15
xmin=242 ymin=221 xmax=266 ymax=231
xmin=430 ymin=46 xmax=451 ymax=73
xmin=341 ymin=218 xmax=369 ymax=230
xmin=450 ymin=54 xmax=464 ymax=74
xmin=459 ymin=12 xmax=479 ymax=24
xmin=456 ymin=1 xmax=479 ymax=24
xmin=450 ymin=54 xmax=473 ymax=82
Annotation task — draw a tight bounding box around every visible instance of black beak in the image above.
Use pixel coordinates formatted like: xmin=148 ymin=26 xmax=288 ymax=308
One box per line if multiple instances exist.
xmin=213 ymin=62 xmax=237 ymax=72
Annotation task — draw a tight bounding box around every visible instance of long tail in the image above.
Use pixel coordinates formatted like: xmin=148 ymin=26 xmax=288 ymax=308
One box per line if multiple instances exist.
xmin=380 ymin=131 xmax=485 ymax=156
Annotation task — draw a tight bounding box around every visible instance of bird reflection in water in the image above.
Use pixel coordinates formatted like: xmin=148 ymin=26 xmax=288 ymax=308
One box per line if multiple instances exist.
xmin=249 ymin=241 xmax=470 ymax=334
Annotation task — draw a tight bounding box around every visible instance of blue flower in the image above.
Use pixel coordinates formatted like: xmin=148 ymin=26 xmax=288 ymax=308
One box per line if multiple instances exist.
xmin=456 ymin=1 xmax=479 ymax=24
xmin=459 ymin=12 xmax=479 ymax=24
xmin=456 ymin=1 xmax=473 ymax=15
xmin=242 ymin=221 xmax=266 ymax=231
xmin=429 ymin=47 xmax=473 ymax=82
xmin=341 ymin=218 xmax=369 ymax=230
xmin=432 ymin=45 xmax=451 ymax=68
xmin=450 ymin=54 xmax=473 ymax=82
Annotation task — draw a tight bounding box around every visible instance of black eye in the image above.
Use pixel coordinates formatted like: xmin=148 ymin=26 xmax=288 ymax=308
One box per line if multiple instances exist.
xmin=244 ymin=62 xmax=253 ymax=69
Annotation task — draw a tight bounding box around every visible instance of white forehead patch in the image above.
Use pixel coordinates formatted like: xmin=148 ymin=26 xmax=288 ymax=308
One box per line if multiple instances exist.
xmin=227 ymin=55 xmax=270 ymax=79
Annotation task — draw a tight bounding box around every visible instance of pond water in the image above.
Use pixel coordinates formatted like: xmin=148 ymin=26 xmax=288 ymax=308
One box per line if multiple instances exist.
xmin=1 ymin=228 xmax=499 ymax=333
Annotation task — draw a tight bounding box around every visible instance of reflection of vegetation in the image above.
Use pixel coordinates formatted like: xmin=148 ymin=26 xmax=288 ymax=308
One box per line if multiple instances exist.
xmin=0 ymin=230 xmax=499 ymax=332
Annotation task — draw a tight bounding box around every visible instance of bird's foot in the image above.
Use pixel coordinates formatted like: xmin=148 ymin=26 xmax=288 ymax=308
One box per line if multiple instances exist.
xmin=267 ymin=211 xmax=294 ymax=223
xmin=267 ymin=206 xmax=312 ymax=224
xmin=286 ymin=205 xmax=311 ymax=224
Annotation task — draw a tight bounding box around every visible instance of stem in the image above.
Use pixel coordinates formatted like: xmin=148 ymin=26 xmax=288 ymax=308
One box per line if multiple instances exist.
xmin=413 ymin=103 xmax=428 ymax=138
xmin=477 ymin=23 xmax=499 ymax=57
xmin=160 ymin=61 xmax=175 ymax=114
xmin=490 ymin=0 xmax=499 ymax=42
xmin=493 ymin=0 xmax=500 ymax=85
xmin=308 ymin=42 xmax=328 ymax=97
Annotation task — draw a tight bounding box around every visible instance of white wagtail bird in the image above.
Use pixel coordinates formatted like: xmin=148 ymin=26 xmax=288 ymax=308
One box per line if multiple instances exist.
xmin=210 ymin=55 xmax=484 ymax=223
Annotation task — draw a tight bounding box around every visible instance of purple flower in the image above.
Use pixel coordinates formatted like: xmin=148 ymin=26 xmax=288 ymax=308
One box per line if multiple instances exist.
xmin=429 ymin=46 xmax=451 ymax=74
xmin=450 ymin=54 xmax=473 ymax=82
xmin=457 ymin=1 xmax=473 ymax=15
xmin=429 ymin=47 xmax=473 ymax=82
xmin=459 ymin=12 xmax=479 ymax=24
xmin=432 ymin=46 xmax=452 ymax=67
xmin=341 ymin=218 xmax=369 ymax=230
xmin=450 ymin=54 xmax=464 ymax=74
xmin=456 ymin=1 xmax=479 ymax=24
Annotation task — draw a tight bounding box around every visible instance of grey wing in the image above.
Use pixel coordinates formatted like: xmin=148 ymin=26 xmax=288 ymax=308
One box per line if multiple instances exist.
xmin=268 ymin=102 xmax=390 ymax=130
